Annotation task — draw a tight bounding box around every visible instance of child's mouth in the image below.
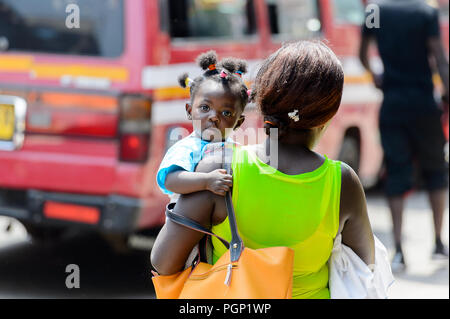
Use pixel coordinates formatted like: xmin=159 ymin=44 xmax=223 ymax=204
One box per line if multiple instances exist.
xmin=201 ymin=127 xmax=223 ymax=141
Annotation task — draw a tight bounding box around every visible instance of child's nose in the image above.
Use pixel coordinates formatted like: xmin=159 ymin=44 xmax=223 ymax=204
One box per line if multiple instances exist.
xmin=208 ymin=111 xmax=219 ymax=124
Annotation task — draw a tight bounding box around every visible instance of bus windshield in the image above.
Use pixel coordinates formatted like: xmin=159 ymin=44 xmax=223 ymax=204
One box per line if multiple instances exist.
xmin=0 ymin=0 xmax=124 ymax=57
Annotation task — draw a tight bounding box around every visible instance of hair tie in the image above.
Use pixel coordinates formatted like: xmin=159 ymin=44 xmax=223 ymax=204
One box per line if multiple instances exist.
xmin=220 ymin=70 xmax=228 ymax=79
xmin=264 ymin=120 xmax=278 ymax=127
xmin=208 ymin=64 xmax=216 ymax=71
xmin=235 ymin=70 xmax=243 ymax=77
xmin=185 ymin=77 xmax=193 ymax=88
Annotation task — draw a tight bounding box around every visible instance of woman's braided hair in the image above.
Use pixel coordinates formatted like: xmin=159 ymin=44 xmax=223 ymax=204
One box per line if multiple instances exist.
xmin=178 ymin=50 xmax=250 ymax=110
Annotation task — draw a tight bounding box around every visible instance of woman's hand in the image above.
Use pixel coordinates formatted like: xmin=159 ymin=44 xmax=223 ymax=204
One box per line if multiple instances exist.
xmin=205 ymin=169 xmax=233 ymax=196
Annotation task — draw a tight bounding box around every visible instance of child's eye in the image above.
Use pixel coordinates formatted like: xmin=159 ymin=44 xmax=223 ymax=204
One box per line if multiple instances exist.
xmin=200 ymin=105 xmax=210 ymax=112
xmin=222 ymin=110 xmax=233 ymax=117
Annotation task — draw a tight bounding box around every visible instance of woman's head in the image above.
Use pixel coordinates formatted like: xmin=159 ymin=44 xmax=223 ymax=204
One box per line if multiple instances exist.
xmin=179 ymin=51 xmax=249 ymax=142
xmin=252 ymin=41 xmax=344 ymax=141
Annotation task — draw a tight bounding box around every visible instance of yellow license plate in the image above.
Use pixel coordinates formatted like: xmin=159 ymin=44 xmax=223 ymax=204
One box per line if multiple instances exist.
xmin=0 ymin=104 xmax=15 ymax=141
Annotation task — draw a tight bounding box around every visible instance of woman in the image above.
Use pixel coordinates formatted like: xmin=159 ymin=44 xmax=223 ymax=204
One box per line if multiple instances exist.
xmin=151 ymin=41 xmax=376 ymax=299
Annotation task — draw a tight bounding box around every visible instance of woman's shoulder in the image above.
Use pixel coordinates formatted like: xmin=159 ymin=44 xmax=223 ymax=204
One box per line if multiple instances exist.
xmin=340 ymin=162 xmax=361 ymax=190
xmin=339 ymin=161 xmax=367 ymax=221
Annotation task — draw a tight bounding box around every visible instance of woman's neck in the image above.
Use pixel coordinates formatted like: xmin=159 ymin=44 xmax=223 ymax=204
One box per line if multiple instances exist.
xmin=268 ymin=127 xmax=318 ymax=147
xmin=260 ymin=136 xmax=324 ymax=176
xmin=264 ymin=137 xmax=313 ymax=156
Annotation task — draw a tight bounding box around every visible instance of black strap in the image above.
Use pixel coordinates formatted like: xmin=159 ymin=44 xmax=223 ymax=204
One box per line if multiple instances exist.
xmin=165 ymin=203 xmax=230 ymax=249
xmin=223 ymin=143 xmax=244 ymax=262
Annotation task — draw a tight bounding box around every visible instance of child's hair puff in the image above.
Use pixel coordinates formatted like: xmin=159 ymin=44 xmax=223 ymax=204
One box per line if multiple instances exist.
xmin=178 ymin=72 xmax=190 ymax=89
xmin=218 ymin=58 xmax=237 ymax=74
xmin=178 ymin=50 xmax=250 ymax=110
xmin=236 ymin=59 xmax=248 ymax=74
xmin=197 ymin=50 xmax=218 ymax=71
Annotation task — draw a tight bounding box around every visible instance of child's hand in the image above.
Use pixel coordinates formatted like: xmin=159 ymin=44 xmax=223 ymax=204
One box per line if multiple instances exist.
xmin=206 ymin=169 xmax=233 ymax=196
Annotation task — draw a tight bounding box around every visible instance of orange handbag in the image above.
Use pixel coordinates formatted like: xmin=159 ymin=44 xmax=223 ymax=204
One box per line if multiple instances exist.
xmin=152 ymin=204 xmax=294 ymax=299
xmin=151 ymin=144 xmax=294 ymax=299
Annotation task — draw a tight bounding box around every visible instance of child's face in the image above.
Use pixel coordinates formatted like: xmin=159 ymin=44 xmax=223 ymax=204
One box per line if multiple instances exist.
xmin=186 ymin=80 xmax=245 ymax=142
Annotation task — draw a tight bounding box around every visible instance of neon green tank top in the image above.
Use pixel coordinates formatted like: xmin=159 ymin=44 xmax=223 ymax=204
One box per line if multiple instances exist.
xmin=211 ymin=145 xmax=341 ymax=299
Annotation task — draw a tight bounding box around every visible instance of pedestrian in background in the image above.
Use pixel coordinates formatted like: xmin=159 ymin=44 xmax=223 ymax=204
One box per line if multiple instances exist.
xmin=359 ymin=0 xmax=449 ymax=272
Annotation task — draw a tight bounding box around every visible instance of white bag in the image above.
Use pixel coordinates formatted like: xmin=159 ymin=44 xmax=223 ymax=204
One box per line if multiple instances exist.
xmin=328 ymin=234 xmax=395 ymax=299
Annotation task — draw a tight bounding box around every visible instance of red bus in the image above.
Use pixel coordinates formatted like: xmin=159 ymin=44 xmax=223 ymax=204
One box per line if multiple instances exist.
xmin=0 ymin=0 xmax=448 ymax=249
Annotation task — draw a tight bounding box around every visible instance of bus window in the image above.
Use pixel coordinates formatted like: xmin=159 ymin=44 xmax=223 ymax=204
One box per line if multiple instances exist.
xmin=266 ymin=0 xmax=321 ymax=40
xmin=332 ymin=0 xmax=365 ymax=25
xmin=165 ymin=0 xmax=256 ymax=41
xmin=0 ymin=0 xmax=124 ymax=57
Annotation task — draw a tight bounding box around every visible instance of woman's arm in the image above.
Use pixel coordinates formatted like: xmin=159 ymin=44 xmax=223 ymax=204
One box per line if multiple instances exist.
xmin=151 ymin=151 xmax=228 ymax=275
xmin=338 ymin=162 xmax=375 ymax=266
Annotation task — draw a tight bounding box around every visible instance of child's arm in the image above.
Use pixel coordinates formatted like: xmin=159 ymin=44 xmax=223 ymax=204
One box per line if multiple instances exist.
xmin=165 ymin=169 xmax=232 ymax=196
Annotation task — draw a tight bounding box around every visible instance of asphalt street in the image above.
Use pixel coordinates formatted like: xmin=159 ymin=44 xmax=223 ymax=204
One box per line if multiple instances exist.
xmin=0 ymin=190 xmax=448 ymax=299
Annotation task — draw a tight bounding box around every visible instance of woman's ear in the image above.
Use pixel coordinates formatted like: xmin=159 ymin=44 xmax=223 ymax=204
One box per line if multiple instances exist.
xmin=233 ymin=115 xmax=245 ymax=130
xmin=185 ymin=103 xmax=192 ymax=120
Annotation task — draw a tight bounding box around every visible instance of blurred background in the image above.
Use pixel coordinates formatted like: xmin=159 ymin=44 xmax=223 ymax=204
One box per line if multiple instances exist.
xmin=0 ymin=0 xmax=448 ymax=299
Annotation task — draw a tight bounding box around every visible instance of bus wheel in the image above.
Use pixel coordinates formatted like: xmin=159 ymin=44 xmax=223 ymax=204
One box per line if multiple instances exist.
xmin=338 ymin=136 xmax=360 ymax=174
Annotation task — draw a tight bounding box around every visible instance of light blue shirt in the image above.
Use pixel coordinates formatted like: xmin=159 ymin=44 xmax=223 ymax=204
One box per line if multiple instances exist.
xmin=156 ymin=133 xmax=233 ymax=195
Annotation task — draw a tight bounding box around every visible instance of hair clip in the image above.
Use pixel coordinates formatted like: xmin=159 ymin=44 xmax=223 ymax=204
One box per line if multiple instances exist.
xmin=288 ymin=109 xmax=300 ymax=122
xmin=220 ymin=70 xmax=228 ymax=79
xmin=208 ymin=64 xmax=216 ymax=71
xmin=185 ymin=77 xmax=193 ymax=88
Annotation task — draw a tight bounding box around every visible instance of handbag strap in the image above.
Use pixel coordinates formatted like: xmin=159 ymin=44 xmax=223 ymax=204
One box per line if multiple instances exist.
xmin=222 ymin=142 xmax=244 ymax=263
xmin=164 ymin=142 xmax=243 ymax=262
xmin=165 ymin=203 xmax=230 ymax=249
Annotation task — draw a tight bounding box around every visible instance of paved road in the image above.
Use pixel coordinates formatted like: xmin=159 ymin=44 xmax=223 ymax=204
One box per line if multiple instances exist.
xmin=365 ymin=190 xmax=449 ymax=299
xmin=0 ymin=191 xmax=448 ymax=299
xmin=0 ymin=229 xmax=155 ymax=298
